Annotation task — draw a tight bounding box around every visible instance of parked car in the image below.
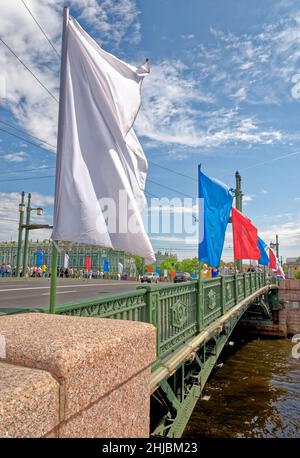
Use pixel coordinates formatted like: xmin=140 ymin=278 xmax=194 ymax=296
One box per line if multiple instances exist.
xmin=174 ymin=272 xmax=192 ymax=283
xmin=141 ymin=272 xmax=159 ymax=283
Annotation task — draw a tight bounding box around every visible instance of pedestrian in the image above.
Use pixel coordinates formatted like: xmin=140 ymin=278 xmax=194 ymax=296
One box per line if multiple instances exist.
xmin=211 ymin=267 xmax=219 ymax=278
xmin=5 ymin=263 xmax=11 ymax=277
xmin=201 ymin=264 xmax=211 ymax=279
xmin=41 ymin=264 xmax=47 ymax=277
xmin=0 ymin=264 xmax=5 ymax=277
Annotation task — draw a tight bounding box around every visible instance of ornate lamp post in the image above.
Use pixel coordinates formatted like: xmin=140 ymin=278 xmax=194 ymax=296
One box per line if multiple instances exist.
xmin=270 ymin=235 xmax=279 ymax=263
xmin=22 ymin=193 xmax=45 ymax=277
xmin=16 ymin=191 xmax=25 ymax=277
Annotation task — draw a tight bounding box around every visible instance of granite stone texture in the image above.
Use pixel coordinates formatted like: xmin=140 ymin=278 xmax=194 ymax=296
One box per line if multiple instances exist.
xmin=0 ymin=361 xmax=59 ymax=438
xmin=59 ymin=367 xmax=151 ymax=438
xmin=0 ymin=313 xmax=156 ymax=437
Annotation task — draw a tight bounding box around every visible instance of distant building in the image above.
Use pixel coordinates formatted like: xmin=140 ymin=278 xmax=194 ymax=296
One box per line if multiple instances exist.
xmin=286 ymin=257 xmax=300 ymax=279
xmin=154 ymin=250 xmax=177 ymax=265
xmin=0 ymin=240 xmax=137 ymax=276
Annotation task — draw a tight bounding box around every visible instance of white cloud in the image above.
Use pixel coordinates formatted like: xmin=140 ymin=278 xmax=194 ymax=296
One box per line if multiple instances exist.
xmin=0 ymin=0 xmax=141 ymax=153
xmin=180 ymin=34 xmax=195 ymax=40
xmin=232 ymin=87 xmax=247 ymax=101
xmin=136 ymin=61 xmax=282 ymax=149
xmin=151 ymin=235 xmax=197 ymax=244
xmin=207 ymin=13 xmax=300 ymax=106
xmin=0 ymin=192 xmax=53 ymax=242
xmin=295 ymin=197 xmax=300 ymax=202
xmin=242 ymin=195 xmax=253 ymax=205
xmin=3 ymin=151 xmax=29 ymax=162
xmin=76 ymin=0 xmax=141 ymax=45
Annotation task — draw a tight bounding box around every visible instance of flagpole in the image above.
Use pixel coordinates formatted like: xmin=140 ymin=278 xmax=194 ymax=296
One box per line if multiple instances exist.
xmin=49 ymin=6 xmax=69 ymax=314
xmin=198 ymin=164 xmax=201 ymax=266
xmin=235 ymin=171 xmax=243 ymax=272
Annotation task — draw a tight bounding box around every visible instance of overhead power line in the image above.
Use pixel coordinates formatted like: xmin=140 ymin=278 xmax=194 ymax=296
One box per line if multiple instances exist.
xmin=240 ymin=150 xmax=300 ymax=172
xmin=0 ymin=118 xmax=56 ymax=149
xmin=147 ymin=179 xmax=194 ymax=199
xmin=0 ymin=37 xmax=58 ymax=103
xmin=3 ymin=166 xmax=55 ymax=175
xmin=0 ymin=127 xmax=53 ymax=152
xmin=0 ymin=174 xmax=55 ymax=183
xmin=149 ymin=160 xmax=196 ymax=182
xmin=21 ymin=0 xmax=60 ymax=59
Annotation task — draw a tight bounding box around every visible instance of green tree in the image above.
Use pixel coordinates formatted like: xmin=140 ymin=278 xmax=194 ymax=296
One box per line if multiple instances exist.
xmin=160 ymin=256 xmax=178 ymax=276
xmin=294 ymin=270 xmax=300 ymax=280
xmin=134 ymin=256 xmax=145 ymax=275
xmin=176 ymin=257 xmax=204 ymax=275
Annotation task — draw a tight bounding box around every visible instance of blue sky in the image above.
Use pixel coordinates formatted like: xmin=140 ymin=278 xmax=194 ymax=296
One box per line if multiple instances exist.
xmin=0 ymin=0 xmax=299 ymax=261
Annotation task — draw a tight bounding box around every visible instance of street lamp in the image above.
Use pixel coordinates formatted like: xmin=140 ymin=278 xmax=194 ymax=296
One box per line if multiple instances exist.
xmin=22 ymin=194 xmax=44 ymax=277
xmin=16 ymin=191 xmax=25 ymax=277
xmin=270 ymin=235 xmax=279 ymax=261
xmin=19 ymin=202 xmax=25 ymax=213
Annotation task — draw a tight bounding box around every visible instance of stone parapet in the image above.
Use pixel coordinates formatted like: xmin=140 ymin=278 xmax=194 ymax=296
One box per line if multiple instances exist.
xmin=0 ymin=361 xmax=59 ymax=437
xmin=0 ymin=313 xmax=156 ymax=438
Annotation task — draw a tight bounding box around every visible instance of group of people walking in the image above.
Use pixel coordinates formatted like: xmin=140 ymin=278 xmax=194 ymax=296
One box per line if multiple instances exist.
xmin=200 ymin=263 xmax=263 ymax=279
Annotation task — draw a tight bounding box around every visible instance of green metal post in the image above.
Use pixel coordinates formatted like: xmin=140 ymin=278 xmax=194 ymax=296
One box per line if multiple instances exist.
xmin=276 ymin=234 xmax=279 ymax=260
xmin=22 ymin=193 xmax=31 ymax=277
xmin=49 ymin=6 xmax=69 ymax=311
xmin=234 ymin=272 xmax=239 ymax=302
xmin=144 ymin=284 xmax=161 ymax=366
xmin=49 ymin=242 xmax=58 ymax=314
xmin=196 ymin=274 xmax=204 ymax=331
xmin=220 ymin=275 xmax=226 ymax=314
xmin=16 ymin=191 xmax=25 ymax=277
xmin=235 ymin=171 xmax=243 ymax=272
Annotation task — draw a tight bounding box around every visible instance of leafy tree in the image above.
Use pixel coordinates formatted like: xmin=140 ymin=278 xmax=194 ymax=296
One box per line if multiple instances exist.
xmin=294 ymin=270 xmax=300 ymax=280
xmin=160 ymin=256 xmax=178 ymax=276
xmin=134 ymin=256 xmax=145 ymax=275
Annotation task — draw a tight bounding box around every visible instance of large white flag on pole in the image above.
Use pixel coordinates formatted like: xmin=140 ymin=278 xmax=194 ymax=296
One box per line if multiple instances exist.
xmin=51 ymin=14 xmax=155 ymax=263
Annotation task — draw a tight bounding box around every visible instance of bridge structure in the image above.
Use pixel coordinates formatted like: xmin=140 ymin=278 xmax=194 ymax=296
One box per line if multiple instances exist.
xmin=23 ymin=271 xmax=277 ymax=437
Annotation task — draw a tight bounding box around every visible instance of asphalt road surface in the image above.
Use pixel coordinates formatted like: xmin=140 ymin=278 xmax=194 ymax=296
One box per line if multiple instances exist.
xmin=0 ymin=278 xmax=142 ymax=313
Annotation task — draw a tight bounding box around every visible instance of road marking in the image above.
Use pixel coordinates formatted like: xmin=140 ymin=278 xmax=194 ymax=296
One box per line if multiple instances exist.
xmin=42 ymin=290 xmax=77 ymax=296
xmin=0 ymin=282 xmax=138 ymax=293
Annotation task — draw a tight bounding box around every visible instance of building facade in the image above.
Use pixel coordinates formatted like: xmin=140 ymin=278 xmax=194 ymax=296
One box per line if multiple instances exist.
xmin=0 ymin=240 xmax=137 ymax=276
xmin=286 ymin=257 xmax=300 ymax=279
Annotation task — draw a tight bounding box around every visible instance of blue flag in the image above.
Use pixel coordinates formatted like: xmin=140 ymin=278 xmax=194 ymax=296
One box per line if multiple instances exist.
xmin=37 ymin=249 xmax=43 ymax=267
xmin=198 ymin=167 xmax=233 ymax=268
xmin=103 ymin=259 xmax=109 ymax=272
xmin=258 ymin=236 xmax=269 ymax=266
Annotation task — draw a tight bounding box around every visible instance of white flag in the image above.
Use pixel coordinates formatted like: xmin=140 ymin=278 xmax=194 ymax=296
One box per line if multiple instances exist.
xmin=52 ymin=16 xmax=155 ymax=264
xmin=63 ymin=253 xmax=69 ymax=269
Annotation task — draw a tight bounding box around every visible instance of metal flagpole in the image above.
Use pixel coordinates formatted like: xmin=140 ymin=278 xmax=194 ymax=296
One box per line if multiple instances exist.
xmin=198 ymin=164 xmax=201 ymax=265
xmin=235 ymin=171 xmax=243 ymax=272
xmin=16 ymin=191 xmax=25 ymax=277
xmin=49 ymin=7 xmax=69 ymax=314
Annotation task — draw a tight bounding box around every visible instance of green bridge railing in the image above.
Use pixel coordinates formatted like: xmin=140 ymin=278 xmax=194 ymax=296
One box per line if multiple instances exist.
xmin=54 ymin=271 xmax=272 ymax=363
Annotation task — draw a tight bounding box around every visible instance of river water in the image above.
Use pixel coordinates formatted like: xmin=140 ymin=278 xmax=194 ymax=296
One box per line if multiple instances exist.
xmin=184 ymin=337 xmax=300 ymax=438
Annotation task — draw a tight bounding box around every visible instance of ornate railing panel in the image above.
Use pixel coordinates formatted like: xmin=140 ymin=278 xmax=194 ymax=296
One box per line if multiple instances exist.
xmin=54 ymin=289 xmax=147 ymax=321
xmin=7 ymin=272 xmax=270 ymax=363
xmin=224 ymin=276 xmax=235 ymax=311
xmin=157 ymin=282 xmax=198 ymax=359
xmin=203 ymin=278 xmax=222 ymax=326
